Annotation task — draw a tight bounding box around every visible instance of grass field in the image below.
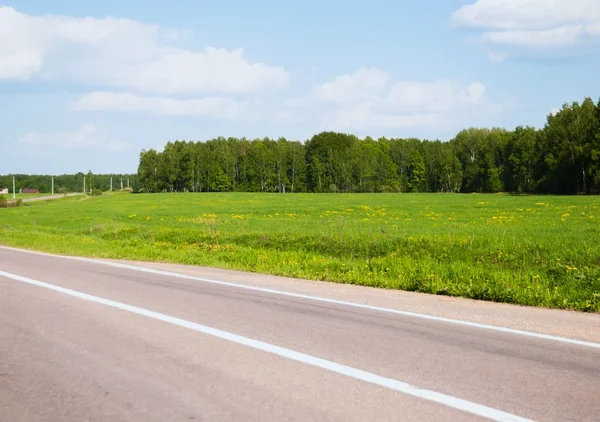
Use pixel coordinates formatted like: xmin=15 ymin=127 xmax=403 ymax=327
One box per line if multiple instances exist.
xmin=0 ymin=192 xmax=599 ymax=312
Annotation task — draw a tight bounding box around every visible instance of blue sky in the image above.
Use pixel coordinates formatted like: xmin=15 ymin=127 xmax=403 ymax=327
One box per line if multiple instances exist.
xmin=1 ymin=0 xmax=598 ymax=174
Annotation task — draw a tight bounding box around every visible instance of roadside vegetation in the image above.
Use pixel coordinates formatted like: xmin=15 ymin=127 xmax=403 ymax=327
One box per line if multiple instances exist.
xmin=1 ymin=192 xmax=598 ymax=312
xmin=0 ymin=195 xmax=23 ymax=208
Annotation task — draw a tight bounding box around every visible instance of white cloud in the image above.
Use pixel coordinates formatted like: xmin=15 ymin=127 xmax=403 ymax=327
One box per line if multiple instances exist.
xmin=386 ymin=80 xmax=485 ymax=111
xmin=296 ymin=69 xmax=491 ymax=132
xmin=482 ymin=26 xmax=584 ymax=47
xmin=486 ymin=50 xmax=508 ymax=62
xmin=451 ymin=0 xmax=600 ymax=57
xmin=310 ymin=67 xmax=389 ymax=105
xmin=0 ymin=6 xmax=288 ymax=93
xmin=322 ymin=106 xmax=441 ymax=132
xmin=75 ymin=92 xmax=247 ymax=119
xmin=18 ymin=124 xmax=128 ymax=151
xmin=452 ymin=0 xmax=600 ymax=30
xmin=549 ymin=107 xmax=561 ymax=116
xmin=1 ymin=6 xmax=500 ymax=136
xmin=386 ymin=80 xmax=453 ymax=111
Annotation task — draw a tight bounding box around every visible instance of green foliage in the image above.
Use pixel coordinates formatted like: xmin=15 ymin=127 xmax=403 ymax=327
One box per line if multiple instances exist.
xmin=209 ymin=162 xmax=231 ymax=192
xmin=133 ymin=95 xmax=600 ymax=195
xmin=91 ymin=189 xmax=103 ymax=196
xmin=87 ymin=170 xmax=94 ymax=193
xmin=0 ymin=173 xmax=138 ymax=193
xmin=486 ymin=167 xmax=503 ymax=193
xmin=408 ymin=150 xmax=426 ymax=192
xmin=0 ymin=196 xmax=23 ymax=208
xmin=1 ymin=193 xmax=599 ymax=312
xmin=305 ymin=131 xmax=356 ymax=192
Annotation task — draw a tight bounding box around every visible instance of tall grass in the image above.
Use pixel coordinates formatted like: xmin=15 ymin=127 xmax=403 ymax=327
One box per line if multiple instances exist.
xmin=1 ymin=192 xmax=599 ymax=312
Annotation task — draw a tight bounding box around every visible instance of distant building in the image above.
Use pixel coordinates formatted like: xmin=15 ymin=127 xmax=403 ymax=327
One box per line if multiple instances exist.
xmin=0 ymin=188 xmax=8 ymax=194
xmin=22 ymin=188 xmax=40 ymax=194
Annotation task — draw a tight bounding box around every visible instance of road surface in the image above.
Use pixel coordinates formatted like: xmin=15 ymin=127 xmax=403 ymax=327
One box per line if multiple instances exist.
xmin=1 ymin=246 xmax=599 ymax=421
xmin=14 ymin=193 xmax=83 ymax=203
xmin=5 ymin=193 xmax=83 ymax=205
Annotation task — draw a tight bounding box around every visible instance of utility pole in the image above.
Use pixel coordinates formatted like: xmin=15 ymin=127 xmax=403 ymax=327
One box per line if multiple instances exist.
xmin=110 ymin=177 xmax=113 ymax=192
xmin=12 ymin=176 xmax=16 ymax=199
xmin=83 ymin=176 xmax=86 ymax=194
xmin=52 ymin=176 xmax=54 ymax=195
xmin=120 ymin=178 xmax=123 ymax=190
xmin=127 ymin=178 xmax=130 ymax=189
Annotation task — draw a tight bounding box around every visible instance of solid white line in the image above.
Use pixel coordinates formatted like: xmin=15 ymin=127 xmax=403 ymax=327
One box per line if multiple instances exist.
xmin=1 ymin=245 xmax=599 ymax=350
xmin=0 ymin=269 xmax=532 ymax=422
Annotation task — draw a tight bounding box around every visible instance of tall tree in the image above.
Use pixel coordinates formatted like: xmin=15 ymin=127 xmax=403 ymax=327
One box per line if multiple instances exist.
xmin=305 ymin=132 xmax=355 ymax=192
xmin=87 ymin=170 xmax=94 ymax=193
xmin=287 ymin=141 xmax=307 ymax=192
xmin=273 ymin=138 xmax=290 ymax=193
xmin=408 ymin=149 xmax=426 ymax=192
xmin=130 ymin=94 xmax=600 ymax=196
xmin=542 ymin=98 xmax=598 ymax=193
xmin=138 ymin=149 xmax=160 ymax=192
xmin=249 ymin=138 xmax=275 ymax=192
xmin=506 ymin=126 xmax=538 ymax=193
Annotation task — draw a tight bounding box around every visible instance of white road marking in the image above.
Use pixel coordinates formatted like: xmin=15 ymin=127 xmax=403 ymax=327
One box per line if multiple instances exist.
xmin=1 ymin=245 xmax=599 ymax=350
xmin=0 ymin=269 xmax=532 ymax=422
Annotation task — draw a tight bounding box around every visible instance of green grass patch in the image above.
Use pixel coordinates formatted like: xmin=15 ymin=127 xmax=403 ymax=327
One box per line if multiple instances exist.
xmin=1 ymin=192 xmax=599 ymax=312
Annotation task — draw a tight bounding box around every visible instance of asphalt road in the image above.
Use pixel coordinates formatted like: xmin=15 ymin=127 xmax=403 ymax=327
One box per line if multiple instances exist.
xmin=20 ymin=193 xmax=82 ymax=202
xmin=1 ymin=247 xmax=599 ymax=421
xmin=5 ymin=193 xmax=83 ymax=205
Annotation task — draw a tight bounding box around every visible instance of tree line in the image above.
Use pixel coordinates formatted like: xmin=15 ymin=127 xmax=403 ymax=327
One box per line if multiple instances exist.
xmin=137 ymin=96 xmax=600 ymax=195
xmin=0 ymin=173 xmax=139 ymax=194
xmin=6 ymin=95 xmax=598 ymax=196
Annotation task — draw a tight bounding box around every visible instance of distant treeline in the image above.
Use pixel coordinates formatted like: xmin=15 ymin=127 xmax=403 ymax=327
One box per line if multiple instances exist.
xmin=0 ymin=173 xmax=139 ymax=194
xmin=138 ymin=97 xmax=600 ymax=195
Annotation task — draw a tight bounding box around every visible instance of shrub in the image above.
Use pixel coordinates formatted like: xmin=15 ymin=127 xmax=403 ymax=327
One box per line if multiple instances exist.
xmin=0 ymin=195 xmax=7 ymax=208
xmin=91 ymin=189 xmax=103 ymax=196
xmin=377 ymin=185 xmax=396 ymax=193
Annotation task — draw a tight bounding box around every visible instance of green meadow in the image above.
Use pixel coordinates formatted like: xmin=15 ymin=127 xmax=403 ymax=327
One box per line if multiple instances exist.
xmin=0 ymin=192 xmax=599 ymax=312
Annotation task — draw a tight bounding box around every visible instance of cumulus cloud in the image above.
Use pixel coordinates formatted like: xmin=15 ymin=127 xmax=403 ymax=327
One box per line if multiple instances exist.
xmin=451 ymin=0 xmax=600 ymax=58
xmin=75 ymin=92 xmax=248 ymax=119
xmin=310 ymin=67 xmax=389 ymax=105
xmin=387 ymin=80 xmax=485 ymax=111
xmin=18 ymin=124 xmax=128 ymax=151
xmin=1 ymin=6 xmax=499 ymax=135
xmin=0 ymin=6 xmax=288 ymax=93
xmin=321 ymin=106 xmax=441 ymax=132
xmin=293 ymin=68 xmax=491 ymax=132
xmin=549 ymin=107 xmax=561 ymax=116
